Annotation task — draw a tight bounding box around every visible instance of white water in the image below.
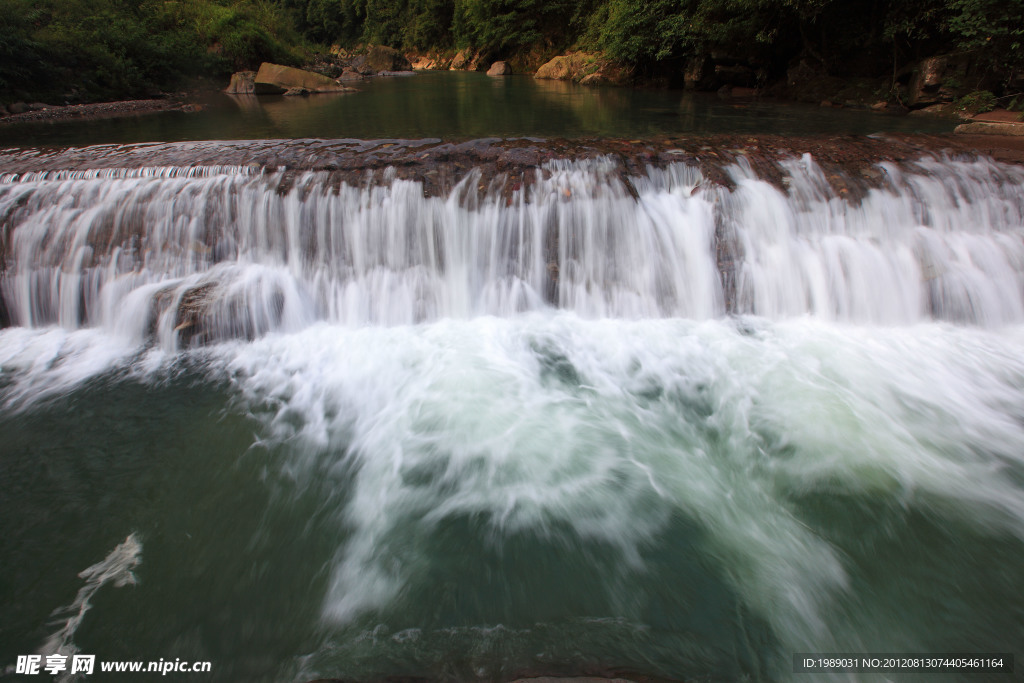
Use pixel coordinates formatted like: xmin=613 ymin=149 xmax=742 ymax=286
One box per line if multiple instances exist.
xmin=39 ymin=534 xmax=142 ymax=682
xmin=218 ymin=316 xmax=1024 ymax=639
xmin=3 ymin=153 xmax=1024 ymax=680
xmin=2 ymin=154 xmax=1022 ymax=350
xmin=4 ymin=313 xmax=1022 ymax=670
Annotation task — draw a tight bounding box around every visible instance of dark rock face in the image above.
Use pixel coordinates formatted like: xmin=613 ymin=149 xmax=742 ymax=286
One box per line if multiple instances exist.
xmin=366 ymin=45 xmax=412 ymax=72
xmin=908 ymin=56 xmax=951 ymax=107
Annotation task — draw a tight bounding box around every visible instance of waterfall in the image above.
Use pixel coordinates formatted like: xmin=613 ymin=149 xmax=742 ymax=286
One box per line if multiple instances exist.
xmin=2 ymin=153 xmax=1023 ymax=348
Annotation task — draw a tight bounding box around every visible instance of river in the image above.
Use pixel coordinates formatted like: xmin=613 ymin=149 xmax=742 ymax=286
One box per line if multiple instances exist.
xmin=0 ymin=73 xmax=1020 ymax=682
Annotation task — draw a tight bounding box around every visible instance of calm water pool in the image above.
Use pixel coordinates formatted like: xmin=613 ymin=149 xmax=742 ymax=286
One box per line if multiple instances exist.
xmin=0 ymin=71 xmax=955 ymax=147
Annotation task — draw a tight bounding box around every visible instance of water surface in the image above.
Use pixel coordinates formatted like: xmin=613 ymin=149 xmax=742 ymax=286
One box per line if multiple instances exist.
xmin=0 ymin=72 xmax=955 ymax=147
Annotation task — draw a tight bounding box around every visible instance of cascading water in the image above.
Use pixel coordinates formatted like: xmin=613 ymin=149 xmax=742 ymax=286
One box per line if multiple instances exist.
xmin=1 ymin=147 xmax=1023 ymax=683
xmin=2 ymin=154 xmax=1023 ymax=348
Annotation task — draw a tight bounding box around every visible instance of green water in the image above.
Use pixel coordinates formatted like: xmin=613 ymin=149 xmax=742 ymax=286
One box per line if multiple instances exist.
xmin=0 ymin=72 xmax=955 ymax=147
xmin=1 ymin=318 xmax=1022 ymax=682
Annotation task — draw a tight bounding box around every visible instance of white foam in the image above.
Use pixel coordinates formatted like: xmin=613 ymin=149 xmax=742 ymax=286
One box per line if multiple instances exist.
xmin=214 ymin=315 xmax=1024 ymax=654
xmin=39 ymin=533 xmax=142 ymax=682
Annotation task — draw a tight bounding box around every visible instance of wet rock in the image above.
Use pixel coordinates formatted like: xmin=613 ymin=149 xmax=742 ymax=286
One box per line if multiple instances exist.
xmin=225 ymin=71 xmax=256 ymax=94
xmin=487 ymin=61 xmax=511 ymax=77
xmin=366 ymin=45 xmax=412 ymax=72
xmin=255 ymin=62 xmax=348 ymax=94
xmin=283 ymin=87 xmax=311 ymax=96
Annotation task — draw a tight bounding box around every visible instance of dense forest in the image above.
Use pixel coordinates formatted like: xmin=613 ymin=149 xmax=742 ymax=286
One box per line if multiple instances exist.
xmin=1 ymin=0 xmax=1022 ymax=105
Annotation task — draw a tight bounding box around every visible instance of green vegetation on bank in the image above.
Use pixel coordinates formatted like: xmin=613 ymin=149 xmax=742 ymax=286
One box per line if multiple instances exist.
xmin=0 ymin=0 xmax=303 ymax=103
xmin=1 ymin=0 xmax=1022 ymax=104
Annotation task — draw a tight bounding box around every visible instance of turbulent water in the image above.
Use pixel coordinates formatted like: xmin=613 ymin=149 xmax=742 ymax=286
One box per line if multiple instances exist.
xmin=1 ymin=149 xmax=1023 ymax=682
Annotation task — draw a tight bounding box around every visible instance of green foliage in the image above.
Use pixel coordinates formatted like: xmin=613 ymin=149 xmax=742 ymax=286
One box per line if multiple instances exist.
xmin=453 ymin=0 xmax=577 ymax=52
xmin=2 ymin=0 xmax=1022 ymax=104
xmin=0 ymin=0 xmax=304 ymax=103
xmin=955 ymin=89 xmax=996 ymax=113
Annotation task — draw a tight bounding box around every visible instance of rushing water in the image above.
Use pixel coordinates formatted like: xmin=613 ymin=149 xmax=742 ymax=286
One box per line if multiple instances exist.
xmin=2 ymin=148 xmax=1023 ymax=682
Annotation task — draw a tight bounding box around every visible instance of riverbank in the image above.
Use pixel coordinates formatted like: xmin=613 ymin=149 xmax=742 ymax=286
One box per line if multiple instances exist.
xmin=0 ymin=99 xmax=204 ymax=126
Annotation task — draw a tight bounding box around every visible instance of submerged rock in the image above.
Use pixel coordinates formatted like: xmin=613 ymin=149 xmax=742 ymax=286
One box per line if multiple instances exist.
xmin=366 ymin=45 xmax=412 ymax=72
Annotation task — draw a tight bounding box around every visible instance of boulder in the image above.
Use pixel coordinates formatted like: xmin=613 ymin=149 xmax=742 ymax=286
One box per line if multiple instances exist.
xmin=8 ymin=102 xmax=28 ymax=114
xmin=348 ymin=55 xmax=374 ymax=75
xmin=535 ymin=52 xmax=626 ymax=86
xmin=535 ymin=55 xmax=575 ymax=80
xmin=254 ymin=62 xmax=348 ymax=94
xmin=283 ymin=87 xmax=310 ymax=96
xmin=225 ymin=71 xmax=256 ymax=94
xmin=0 ymin=104 xmax=8 ymax=117
xmin=366 ymin=45 xmax=411 ymax=72
xmin=338 ymin=68 xmax=364 ymax=81
xmin=954 ymin=121 xmax=1024 ymax=136
xmin=487 ymin=61 xmax=511 ymax=77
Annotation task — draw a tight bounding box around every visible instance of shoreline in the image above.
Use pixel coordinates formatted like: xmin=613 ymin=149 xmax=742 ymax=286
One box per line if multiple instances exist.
xmin=0 ymin=99 xmax=202 ymax=126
